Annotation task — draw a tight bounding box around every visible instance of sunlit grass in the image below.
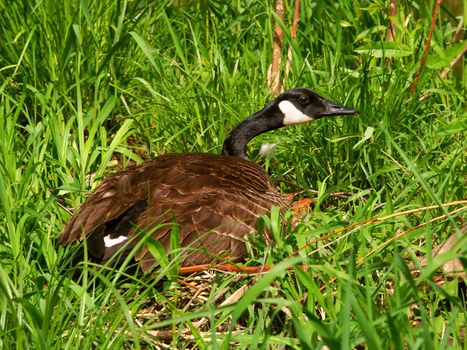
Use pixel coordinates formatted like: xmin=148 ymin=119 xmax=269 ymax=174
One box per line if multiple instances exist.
xmin=0 ymin=0 xmax=465 ymax=348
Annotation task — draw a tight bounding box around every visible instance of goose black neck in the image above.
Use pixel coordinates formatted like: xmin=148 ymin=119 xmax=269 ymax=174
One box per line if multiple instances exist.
xmin=222 ymin=103 xmax=284 ymax=159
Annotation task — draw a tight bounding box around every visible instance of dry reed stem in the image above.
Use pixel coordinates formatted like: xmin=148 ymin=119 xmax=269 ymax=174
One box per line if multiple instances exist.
xmin=292 ymin=200 xmax=466 ymax=256
xmin=387 ymin=0 xmax=397 ymax=42
xmin=268 ymin=0 xmax=285 ymax=96
xmin=440 ymin=45 xmax=467 ymax=79
xmin=320 ymin=204 xmax=466 ymax=292
xmin=356 ymin=206 xmax=466 ymax=266
xmin=178 ymin=200 xmax=466 ymax=276
xmin=285 ymin=0 xmax=301 ymax=80
xmin=410 ymin=0 xmax=441 ymax=94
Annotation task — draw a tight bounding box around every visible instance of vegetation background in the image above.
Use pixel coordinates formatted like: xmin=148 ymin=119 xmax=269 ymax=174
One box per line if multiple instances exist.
xmin=0 ymin=0 xmax=465 ymax=348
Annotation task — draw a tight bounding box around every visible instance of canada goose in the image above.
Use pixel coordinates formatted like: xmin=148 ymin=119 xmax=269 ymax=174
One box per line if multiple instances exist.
xmin=59 ymin=88 xmax=357 ymax=271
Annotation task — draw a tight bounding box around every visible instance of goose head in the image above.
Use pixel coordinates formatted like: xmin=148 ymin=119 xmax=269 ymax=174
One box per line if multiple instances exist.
xmin=276 ymin=87 xmax=357 ymax=125
xmin=222 ymin=87 xmax=358 ymax=158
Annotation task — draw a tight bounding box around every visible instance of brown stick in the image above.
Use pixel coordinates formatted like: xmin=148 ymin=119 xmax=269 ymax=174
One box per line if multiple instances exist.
xmin=285 ymin=0 xmax=301 ymax=80
xmin=440 ymin=45 xmax=467 ymax=79
xmin=387 ymin=0 xmax=397 ymax=42
xmin=292 ymin=199 xmax=467 ymax=256
xmin=290 ymin=0 xmax=300 ymax=41
xmin=410 ymin=0 xmax=441 ymax=95
xmin=177 ymin=201 xmax=467 ymax=276
xmin=321 ymin=205 xmax=466 ymax=292
xmin=268 ymin=0 xmax=285 ymax=96
xmin=179 ymin=263 xmax=309 ymax=275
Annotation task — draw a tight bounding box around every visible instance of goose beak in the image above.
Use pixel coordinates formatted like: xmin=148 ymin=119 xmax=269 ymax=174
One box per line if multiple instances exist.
xmin=322 ymin=98 xmax=358 ymax=116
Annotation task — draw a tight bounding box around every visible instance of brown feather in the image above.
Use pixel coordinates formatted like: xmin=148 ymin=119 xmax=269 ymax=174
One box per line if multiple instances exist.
xmin=59 ymin=153 xmax=291 ymax=270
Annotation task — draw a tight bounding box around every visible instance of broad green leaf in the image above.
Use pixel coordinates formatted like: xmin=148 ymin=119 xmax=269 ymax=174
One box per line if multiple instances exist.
xmin=426 ymin=40 xmax=467 ymax=69
xmin=355 ymin=42 xmax=412 ymax=57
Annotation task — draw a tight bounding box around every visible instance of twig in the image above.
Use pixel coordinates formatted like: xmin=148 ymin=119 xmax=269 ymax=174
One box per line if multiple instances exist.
xmin=219 ymin=283 xmax=252 ymax=306
xmin=292 ymin=200 xmax=466 ymax=256
xmin=146 ymin=329 xmax=246 ymax=342
xmin=356 ymin=206 xmax=466 ymax=266
xmin=440 ymin=45 xmax=467 ymax=79
xmin=268 ymin=0 xmax=285 ymax=96
xmin=387 ymin=0 xmax=397 ymax=42
xmin=285 ymin=0 xmax=301 ymax=80
xmin=410 ymin=0 xmax=441 ymax=95
xmin=321 ymin=205 xmax=466 ymax=292
xmin=177 ymin=200 xmax=467 ymax=276
xmin=178 ymin=263 xmax=309 ymax=275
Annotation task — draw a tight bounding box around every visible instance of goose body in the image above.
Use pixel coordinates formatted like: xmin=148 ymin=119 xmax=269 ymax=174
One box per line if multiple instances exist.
xmin=59 ymin=88 xmax=357 ymax=270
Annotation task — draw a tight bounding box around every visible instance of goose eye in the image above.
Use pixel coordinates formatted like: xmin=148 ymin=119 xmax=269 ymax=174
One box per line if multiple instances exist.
xmin=299 ymin=95 xmax=309 ymax=104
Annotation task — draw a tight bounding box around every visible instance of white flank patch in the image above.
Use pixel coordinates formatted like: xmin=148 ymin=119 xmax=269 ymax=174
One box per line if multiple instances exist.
xmin=278 ymin=100 xmax=313 ymax=125
xmin=104 ymin=234 xmax=128 ymax=248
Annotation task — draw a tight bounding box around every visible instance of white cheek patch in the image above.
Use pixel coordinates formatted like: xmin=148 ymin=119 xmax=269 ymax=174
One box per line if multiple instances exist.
xmin=279 ymin=100 xmax=313 ymax=125
xmin=103 ymin=234 xmax=128 ymax=248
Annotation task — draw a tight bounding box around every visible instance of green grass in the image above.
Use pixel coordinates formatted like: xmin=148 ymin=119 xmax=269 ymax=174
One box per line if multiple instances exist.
xmin=0 ymin=0 xmax=466 ymax=348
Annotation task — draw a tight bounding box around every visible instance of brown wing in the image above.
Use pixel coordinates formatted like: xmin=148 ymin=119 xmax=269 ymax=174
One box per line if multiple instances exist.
xmin=59 ymin=153 xmax=291 ymax=270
